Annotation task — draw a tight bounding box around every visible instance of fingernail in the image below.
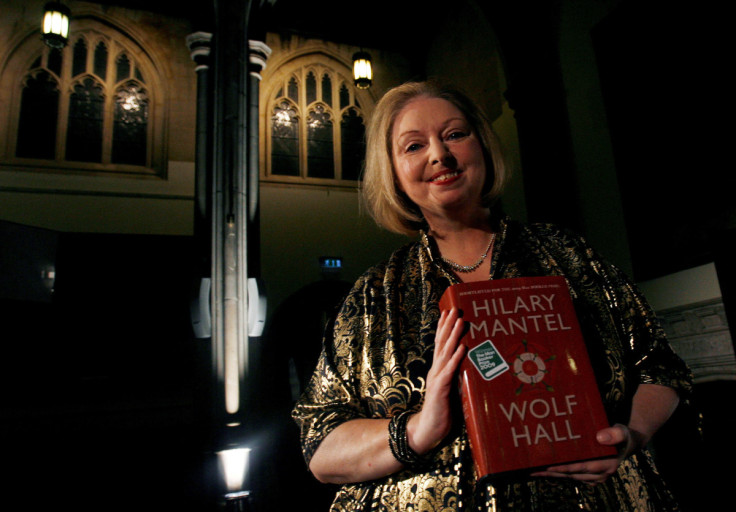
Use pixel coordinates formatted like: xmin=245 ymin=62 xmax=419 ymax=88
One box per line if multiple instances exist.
xmin=597 ymin=432 xmax=611 ymax=443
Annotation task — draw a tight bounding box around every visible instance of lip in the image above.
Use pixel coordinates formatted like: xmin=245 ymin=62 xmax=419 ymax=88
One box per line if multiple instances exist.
xmin=428 ymin=169 xmax=463 ymax=184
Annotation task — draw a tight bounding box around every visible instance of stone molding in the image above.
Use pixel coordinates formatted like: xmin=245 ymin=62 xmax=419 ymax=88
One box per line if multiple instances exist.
xmin=658 ymin=298 xmax=736 ymax=383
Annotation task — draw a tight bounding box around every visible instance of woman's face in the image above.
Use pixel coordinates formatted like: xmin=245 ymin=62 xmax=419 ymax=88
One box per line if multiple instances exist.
xmin=391 ymin=96 xmax=487 ymax=224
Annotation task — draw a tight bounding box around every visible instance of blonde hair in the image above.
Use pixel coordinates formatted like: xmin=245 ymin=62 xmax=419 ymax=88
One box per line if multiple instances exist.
xmin=362 ymin=80 xmax=509 ymax=235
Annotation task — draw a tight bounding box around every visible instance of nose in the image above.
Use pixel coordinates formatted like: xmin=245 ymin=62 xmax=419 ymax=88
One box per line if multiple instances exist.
xmin=429 ymin=138 xmax=454 ymax=166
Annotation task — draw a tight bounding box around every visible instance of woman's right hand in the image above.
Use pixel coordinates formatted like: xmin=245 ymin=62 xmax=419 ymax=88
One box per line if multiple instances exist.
xmin=407 ymin=307 xmax=467 ymax=455
xmin=308 ymin=307 xmax=467 ymax=484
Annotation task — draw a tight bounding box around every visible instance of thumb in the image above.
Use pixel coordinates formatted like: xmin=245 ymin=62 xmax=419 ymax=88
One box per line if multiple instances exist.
xmin=596 ymin=424 xmax=629 ymax=446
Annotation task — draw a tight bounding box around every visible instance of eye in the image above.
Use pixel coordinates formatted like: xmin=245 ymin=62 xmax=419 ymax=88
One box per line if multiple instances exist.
xmin=406 ymin=143 xmax=423 ymax=153
xmin=446 ymin=130 xmax=468 ymax=141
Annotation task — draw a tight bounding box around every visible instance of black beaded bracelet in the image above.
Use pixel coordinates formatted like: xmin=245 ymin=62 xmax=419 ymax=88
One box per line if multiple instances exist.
xmin=388 ymin=410 xmax=432 ymax=469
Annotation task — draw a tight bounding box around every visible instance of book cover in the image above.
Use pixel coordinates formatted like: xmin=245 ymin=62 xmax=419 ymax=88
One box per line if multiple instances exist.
xmin=439 ymin=275 xmax=617 ymax=479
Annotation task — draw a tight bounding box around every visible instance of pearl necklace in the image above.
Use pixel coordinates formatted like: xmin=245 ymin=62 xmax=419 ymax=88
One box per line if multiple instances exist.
xmin=440 ymin=233 xmax=496 ymax=273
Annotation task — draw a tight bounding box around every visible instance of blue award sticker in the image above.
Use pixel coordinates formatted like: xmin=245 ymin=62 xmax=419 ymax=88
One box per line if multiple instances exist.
xmin=468 ymin=340 xmax=509 ymax=381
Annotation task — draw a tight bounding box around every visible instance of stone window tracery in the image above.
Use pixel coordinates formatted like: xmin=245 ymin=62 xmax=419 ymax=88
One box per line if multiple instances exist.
xmin=2 ymin=20 xmax=163 ymax=177
xmin=265 ymin=62 xmax=367 ymax=185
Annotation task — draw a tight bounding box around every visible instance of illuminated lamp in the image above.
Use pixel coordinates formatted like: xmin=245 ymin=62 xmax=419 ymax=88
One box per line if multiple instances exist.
xmin=218 ymin=444 xmax=252 ymax=510
xmin=352 ymin=51 xmax=372 ymax=89
xmin=42 ymin=2 xmax=71 ymax=49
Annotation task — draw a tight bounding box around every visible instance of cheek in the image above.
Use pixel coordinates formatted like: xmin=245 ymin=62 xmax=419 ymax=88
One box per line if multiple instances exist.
xmin=465 ymin=139 xmax=486 ymax=165
xmin=464 ymin=143 xmax=488 ymax=179
xmin=394 ymin=169 xmax=408 ymax=193
xmin=394 ymin=155 xmax=422 ymax=178
xmin=392 ymin=158 xmax=414 ymax=190
xmin=390 ymin=154 xmax=402 ymax=191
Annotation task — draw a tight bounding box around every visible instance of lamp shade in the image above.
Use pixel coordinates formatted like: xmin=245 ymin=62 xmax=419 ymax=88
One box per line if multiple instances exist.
xmin=217 ymin=446 xmax=251 ymax=494
xmin=352 ymin=51 xmax=372 ymax=89
xmin=42 ymin=2 xmax=71 ymax=49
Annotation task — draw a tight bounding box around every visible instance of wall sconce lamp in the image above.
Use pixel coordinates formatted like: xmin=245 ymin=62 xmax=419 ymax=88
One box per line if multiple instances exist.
xmin=42 ymin=2 xmax=71 ymax=49
xmin=352 ymin=51 xmax=373 ymax=89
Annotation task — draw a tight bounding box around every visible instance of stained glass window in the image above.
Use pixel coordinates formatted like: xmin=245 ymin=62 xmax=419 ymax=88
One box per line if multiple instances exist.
xmin=271 ymin=101 xmax=299 ymax=176
xmin=341 ymin=108 xmax=366 ymax=181
xmin=48 ymin=48 xmax=62 ymax=77
xmin=322 ymin=74 xmax=332 ymax=107
xmin=66 ymin=78 xmax=104 ymax=162
xmin=72 ymin=39 xmax=87 ymax=77
xmin=339 ymin=84 xmax=350 ymax=110
xmin=16 ymin=71 xmax=59 ymax=160
xmin=12 ymin=29 xmax=155 ymax=173
xmin=287 ymin=77 xmax=298 ymax=102
xmin=116 ymin=54 xmax=131 ymax=82
xmin=94 ymin=42 xmax=108 ymax=80
xmin=266 ymin=63 xmax=367 ymax=184
xmin=112 ymin=82 xmax=149 ymax=165
xmin=306 ymin=71 xmax=317 ymax=105
xmin=307 ymin=105 xmax=334 ymax=179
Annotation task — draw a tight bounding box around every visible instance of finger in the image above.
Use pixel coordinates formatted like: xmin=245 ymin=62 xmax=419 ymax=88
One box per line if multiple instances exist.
xmin=534 ymin=457 xmax=619 ymax=482
xmin=449 ymin=314 xmax=464 ymax=341
xmin=435 ymin=308 xmax=449 ymax=336
xmin=437 ymin=318 xmax=465 ymax=368
xmin=531 ymin=468 xmax=608 ymax=483
xmin=596 ymin=424 xmax=628 ymax=446
xmin=440 ymin=315 xmax=464 ymax=350
xmin=435 ymin=325 xmax=466 ymax=373
xmin=446 ymin=340 xmax=467 ymax=375
xmin=435 ymin=309 xmax=461 ymax=352
xmin=446 ymin=318 xmax=466 ymax=357
xmin=544 ymin=462 xmax=596 ymax=474
xmin=539 ymin=471 xmax=607 ymax=484
xmin=435 ymin=308 xmax=456 ymax=344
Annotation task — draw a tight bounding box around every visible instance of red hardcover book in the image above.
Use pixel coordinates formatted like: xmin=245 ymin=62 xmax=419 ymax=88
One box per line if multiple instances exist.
xmin=439 ymin=276 xmax=616 ymax=479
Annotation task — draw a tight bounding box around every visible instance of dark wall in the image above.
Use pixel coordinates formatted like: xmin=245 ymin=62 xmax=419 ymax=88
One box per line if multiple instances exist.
xmin=0 ymin=229 xmax=213 ymax=510
xmin=593 ymin=1 xmax=732 ymax=282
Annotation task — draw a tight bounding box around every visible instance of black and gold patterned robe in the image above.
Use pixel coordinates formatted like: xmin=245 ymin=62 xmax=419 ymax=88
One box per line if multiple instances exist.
xmin=293 ymin=217 xmax=692 ymax=511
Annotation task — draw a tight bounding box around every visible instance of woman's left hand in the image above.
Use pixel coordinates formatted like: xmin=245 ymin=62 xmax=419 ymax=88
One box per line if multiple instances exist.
xmin=531 ymin=383 xmax=679 ymax=484
xmin=530 ymin=424 xmax=638 ymax=484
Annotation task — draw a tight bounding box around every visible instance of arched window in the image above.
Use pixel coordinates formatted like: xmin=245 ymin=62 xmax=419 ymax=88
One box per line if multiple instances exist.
xmin=1 ymin=20 xmax=164 ymax=177
xmin=16 ymin=69 xmax=59 ymax=160
xmin=264 ymin=62 xmax=368 ymax=185
xmin=112 ymin=81 xmax=149 ymax=166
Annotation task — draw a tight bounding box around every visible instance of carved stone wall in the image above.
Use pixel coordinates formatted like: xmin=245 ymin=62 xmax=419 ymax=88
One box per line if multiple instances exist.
xmin=657 ymin=298 xmax=736 ymax=383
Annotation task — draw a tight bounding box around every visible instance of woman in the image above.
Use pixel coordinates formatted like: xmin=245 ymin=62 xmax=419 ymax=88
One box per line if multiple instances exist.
xmin=292 ymin=80 xmax=691 ymax=511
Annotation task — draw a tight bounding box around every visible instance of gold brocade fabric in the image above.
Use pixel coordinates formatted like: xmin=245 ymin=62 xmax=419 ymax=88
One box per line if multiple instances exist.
xmin=292 ymin=217 xmax=692 ymax=511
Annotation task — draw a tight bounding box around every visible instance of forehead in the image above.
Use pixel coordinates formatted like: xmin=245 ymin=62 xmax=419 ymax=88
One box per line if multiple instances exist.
xmin=392 ymin=97 xmax=467 ymax=137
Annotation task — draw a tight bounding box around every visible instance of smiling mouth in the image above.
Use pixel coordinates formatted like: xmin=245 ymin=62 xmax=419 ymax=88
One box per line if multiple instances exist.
xmin=429 ymin=170 xmax=462 ymax=183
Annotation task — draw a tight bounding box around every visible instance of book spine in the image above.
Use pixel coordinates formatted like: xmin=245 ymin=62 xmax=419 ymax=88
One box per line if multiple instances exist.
xmin=460 ymin=370 xmax=493 ymax=476
xmin=440 ymin=286 xmax=490 ymax=474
